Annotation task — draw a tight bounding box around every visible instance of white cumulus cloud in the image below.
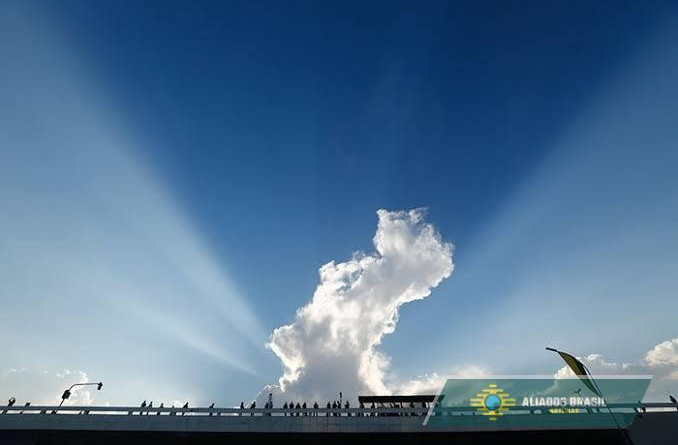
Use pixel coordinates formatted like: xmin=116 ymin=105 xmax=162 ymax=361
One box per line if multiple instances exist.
xmin=265 ymin=209 xmax=453 ymax=403
xmin=393 ymin=366 xmax=490 ymax=396
xmin=553 ymin=338 xmax=678 ymax=401
xmin=645 ymin=338 xmax=678 ymax=367
xmin=0 ymin=369 xmax=98 ymax=406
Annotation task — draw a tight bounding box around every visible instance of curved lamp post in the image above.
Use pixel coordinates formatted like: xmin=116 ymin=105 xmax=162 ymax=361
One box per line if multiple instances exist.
xmin=59 ymin=382 xmax=103 ymax=407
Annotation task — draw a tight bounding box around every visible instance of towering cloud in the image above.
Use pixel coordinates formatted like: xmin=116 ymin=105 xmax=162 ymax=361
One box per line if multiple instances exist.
xmin=266 ymin=209 xmax=453 ymax=402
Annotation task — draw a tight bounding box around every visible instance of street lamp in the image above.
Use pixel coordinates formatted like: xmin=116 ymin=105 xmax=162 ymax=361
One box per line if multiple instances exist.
xmin=1 ymin=397 xmax=16 ymax=414
xmin=59 ymin=382 xmax=103 ymax=407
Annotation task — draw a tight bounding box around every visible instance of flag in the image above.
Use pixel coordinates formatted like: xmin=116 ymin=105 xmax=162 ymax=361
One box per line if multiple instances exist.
xmin=557 ymin=351 xmax=602 ymax=397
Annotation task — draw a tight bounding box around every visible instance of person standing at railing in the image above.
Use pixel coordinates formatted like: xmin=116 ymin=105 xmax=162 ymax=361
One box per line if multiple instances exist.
xmin=249 ymin=401 xmax=256 ymax=416
xmin=344 ymin=401 xmax=350 ymax=417
xmin=313 ymin=402 xmax=319 ymax=417
xmin=19 ymin=402 xmax=30 ymax=414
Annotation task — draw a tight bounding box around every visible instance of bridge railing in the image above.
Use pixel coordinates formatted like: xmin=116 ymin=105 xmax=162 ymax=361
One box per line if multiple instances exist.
xmin=1 ymin=402 xmax=676 ymax=417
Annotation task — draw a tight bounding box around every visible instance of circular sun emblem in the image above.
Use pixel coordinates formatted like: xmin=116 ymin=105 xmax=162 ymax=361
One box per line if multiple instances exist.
xmin=469 ymin=384 xmax=516 ymax=421
xmin=484 ymin=394 xmax=501 ymax=410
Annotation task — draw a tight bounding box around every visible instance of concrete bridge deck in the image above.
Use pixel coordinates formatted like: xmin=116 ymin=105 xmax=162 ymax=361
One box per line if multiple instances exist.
xmin=1 ymin=403 xmax=676 ymax=444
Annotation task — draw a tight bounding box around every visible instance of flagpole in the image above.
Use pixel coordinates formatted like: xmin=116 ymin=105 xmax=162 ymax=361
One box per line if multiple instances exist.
xmin=546 ymin=347 xmax=634 ymax=445
xmin=579 ymin=360 xmax=635 ymax=445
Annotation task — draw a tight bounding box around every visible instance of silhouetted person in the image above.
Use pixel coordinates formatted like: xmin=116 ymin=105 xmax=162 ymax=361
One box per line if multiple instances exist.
xmin=249 ymin=401 xmax=256 ymax=416
xmin=344 ymin=401 xmax=350 ymax=417
xmin=370 ymin=402 xmax=375 ymax=417
xmin=147 ymin=401 xmax=153 ymax=415
xmin=670 ymin=395 xmax=678 ymax=411
xmin=209 ymin=403 xmax=215 ymax=416
xmin=313 ymin=402 xmax=319 ymax=417
xmin=283 ymin=402 xmax=288 ymax=416
xmin=294 ymin=402 xmax=300 ymax=417
xmin=20 ymin=402 xmax=30 ymax=414
xmin=326 ymin=402 xmax=331 ymax=417
xmin=140 ymin=400 xmax=147 ymax=415
xmin=302 ymin=402 xmax=307 ymax=416
xmin=157 ymin=403 xmax=164 ymax=415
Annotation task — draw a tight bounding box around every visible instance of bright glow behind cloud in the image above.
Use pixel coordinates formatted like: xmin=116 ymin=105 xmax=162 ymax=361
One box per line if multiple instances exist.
xmin=266 ymin=209 xmax=453 ymax=402
xmin=0 ymin=369 xmax=95 ymax=406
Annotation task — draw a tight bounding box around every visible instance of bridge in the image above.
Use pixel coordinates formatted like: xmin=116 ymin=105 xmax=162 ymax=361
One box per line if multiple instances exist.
xmin=1 ymin=402 xmax=677 ymax=444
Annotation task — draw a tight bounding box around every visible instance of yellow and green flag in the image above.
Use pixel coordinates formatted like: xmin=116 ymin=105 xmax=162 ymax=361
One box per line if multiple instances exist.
xmin=556 ymin=350 xmax=602 ymax=397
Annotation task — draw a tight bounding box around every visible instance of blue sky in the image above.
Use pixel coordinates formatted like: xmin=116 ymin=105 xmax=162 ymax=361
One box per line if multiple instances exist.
xmin=1 ymin=0 xmax=678 ymax=406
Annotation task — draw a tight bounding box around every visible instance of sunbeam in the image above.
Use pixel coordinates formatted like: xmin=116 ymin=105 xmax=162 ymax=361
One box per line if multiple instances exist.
xmin=0 ymin=2 xmax=263 ymax=383
xmin=431 ymin=13 xmax=678 ymax=373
